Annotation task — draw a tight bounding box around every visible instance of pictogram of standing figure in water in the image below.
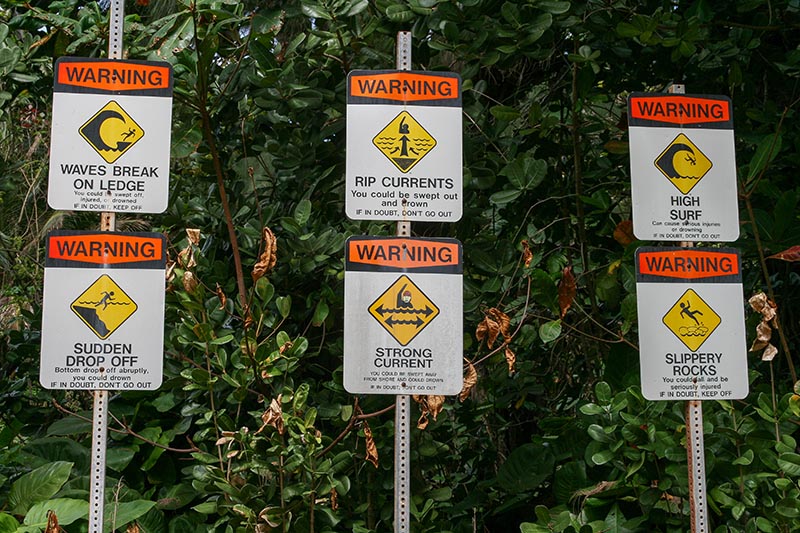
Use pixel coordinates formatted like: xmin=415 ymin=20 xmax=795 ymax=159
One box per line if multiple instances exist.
xmin=679 ymin=300 xmax=703 ymax=325
xmin=389 ymin=116 xmax=419 ymax=157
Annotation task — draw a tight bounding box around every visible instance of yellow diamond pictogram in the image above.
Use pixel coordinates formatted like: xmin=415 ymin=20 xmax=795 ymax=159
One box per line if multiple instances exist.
xmin=369 ymin=275 xmax=439 ymax=346
xmin=662 ymin=288 xmax=721 ymax=351
xmin=372 ymin=111 xmax=436 ymax=173
xmin=654 ymin=133 xmax=713 ymax=195
xmin=71 ymin=274 xmax=137 ymax=340
xmin=79 ymin=100 xmax=144 ymax=164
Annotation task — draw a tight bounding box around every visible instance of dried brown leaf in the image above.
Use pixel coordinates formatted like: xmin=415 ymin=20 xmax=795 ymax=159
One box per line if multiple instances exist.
xmin=185 ymin=228 xmax=200 ymax=245
xmin=126 ymin=523 xmax=141 ymax=533
xmin=279 ymin=341 xmax=293 ymax=354
xmin=476 ymin=316 xmax=500 ymax=348
xmin=255 ymin=395 xmax=284 ymax=435
xmin=459 ymin=363 xmax=478 ymax=402
xmin=521 ymin=239 xmax=533 ymax=268
xmin=215 ymin=283 xmax=227 ymax=310
xmin=45 ymin=511 xmax=59 ymax=533
xmin=748 ymin=292 xmax=777 ymax=323
xmin=363 ymin=420 xmax=379 ymax=468
xmin=504 ymin=345 xmax=517 ymax=374
xmin=165 ymin=258 xmax=176 ymax=283
xmin=331 ymin=487 xmax=339 ymax=511
xmin=413 ymin=395 xmax=445 ymax=430
xmin=182 ymin=271 xmax=199 ymax=293
xmin=487 ymin=308 xmax=511 ymax=341
xmin=252 ymin=227 xmax=278 ymax=282
xmin=558 ymin=265 xmax=576 ymax=319
xmin=763 ymin=343 xmax=778 ymax=361
xmin=613 ymin=220 xmax=635 ymax=246
xmin=768 ymin=245 xmax=800 ymax=262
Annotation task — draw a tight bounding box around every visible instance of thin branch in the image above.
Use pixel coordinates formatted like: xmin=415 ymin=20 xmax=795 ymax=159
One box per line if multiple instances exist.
xmin=52 ymin=399 xmax=200 ymax=454
xmin=316 ymin=399 xmax=396 ymax=459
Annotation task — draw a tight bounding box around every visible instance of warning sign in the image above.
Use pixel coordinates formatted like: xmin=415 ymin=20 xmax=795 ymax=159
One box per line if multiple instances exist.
xmin=71 ymin=274 xmax=138 ymax=339
xmin=628 ymin=93 xmax=738 ymax=242
xmin=79 ymin=101 xmax=144 ymax=164
xmin=48 ymin=57 xmax=173 ymax=214
xmin=635 ymin=247 xmax=747 ymax=401
xmin=369 ymin=275 xmax=440 ymax=345
xmin=662 ymin=288 xmax=721 ymax=351
xmin=654 ymin=133 xmax=712 ymax=195
xmin=40 ymin=231 xmax=166 ymax=391
xmin=346 ymin=70 xmax=462 ymax=222
xmin=372 ymin=112 xmax=436 ymax=173
xmin=344 ymin=236 xmax=462 ymax=395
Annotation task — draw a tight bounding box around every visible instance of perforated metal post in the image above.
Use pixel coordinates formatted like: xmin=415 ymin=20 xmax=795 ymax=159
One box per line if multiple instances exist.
xmin=668 ymin=82 xmax=708 ymax=533
xmin=393 ymin=30 xmax=412 ymax=533
xmin=88 ymin=2 xmax=125 ymax=532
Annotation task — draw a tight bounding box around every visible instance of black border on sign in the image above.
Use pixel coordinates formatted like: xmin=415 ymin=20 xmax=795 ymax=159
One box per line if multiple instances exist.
xmin=627 ymin=92 xmax=733 ymax=130
xmin=54 ymin=57 xmax=173 ymax=97
xmin=46 ymin=230 xmax=167 ymax=269
xmin=347 ymin=70 xmax=462 ymax=107
xmin=346 ymin=236 xmax=463 ymax=274
xmin=635 ymin=246 xmax=742 ymax=283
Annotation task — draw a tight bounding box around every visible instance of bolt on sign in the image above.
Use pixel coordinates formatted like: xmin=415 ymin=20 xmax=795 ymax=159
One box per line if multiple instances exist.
xmin=628 ymin=93 xmax=738 ymax=242
xmin=346 ymin=70 xmax=462 ymax=222
xmin=344 ymin=236 xmax=463 ymax=395
xmin=47 ymin=57 xmax=173 ymax=213
xmin=40 ymin=231 xmax=166 ymax=391
xmin=635 ymin=247 xmax=748 ymax=401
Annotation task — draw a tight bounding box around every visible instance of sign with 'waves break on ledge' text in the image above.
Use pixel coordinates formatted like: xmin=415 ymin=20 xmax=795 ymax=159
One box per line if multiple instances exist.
xmin=48 ymin=57 xmax=173 ymax=213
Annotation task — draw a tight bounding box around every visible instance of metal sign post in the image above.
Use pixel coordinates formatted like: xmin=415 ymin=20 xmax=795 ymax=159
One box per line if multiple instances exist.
xmin=671 ymin=83 xmax=708 ymax=533
xmin=394 ymin=31 xmax=412 ymax=533
xmin=91 ymin=2 xmax=122 ymax=531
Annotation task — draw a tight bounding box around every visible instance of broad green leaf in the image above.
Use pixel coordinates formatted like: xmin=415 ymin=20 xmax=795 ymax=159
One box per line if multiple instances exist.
xmin=0 ymin=513 xmax=18 ymax=533
xmin=501 ymin=155 xmax=547 ymax=190
xmin=23 ymin=498 xmax=87 ymax=527
xmin=777 ymin=452 xmax=800 ymax=476
xmin=489 ymin=189 xmax=522 ymax=206
xmin=776 ymin=498 xmax=800 ymax=518
xmin=276 ymin=295 xmax=292 ymax=318
xmin=489 ymin=105 xmax=519 ymax=121
xmin=295 ymin=198 xmax=312 ymax=225
xmin=104 ymin=500 xmax=157 ymax=530
xmin=497 ymin=443 xmax=554 ymax=491
xmin=747 ymin=133 xmax=783 ymax=182
xmin=312 ymin=299 xmax=329 ymax=326
xmin=9 ymin=462 xmax=73 ymax=515
xmin=591 ymin=449 xmax=616 ymax=465
xmin=539 ymin=320 xmax=562 ymax=343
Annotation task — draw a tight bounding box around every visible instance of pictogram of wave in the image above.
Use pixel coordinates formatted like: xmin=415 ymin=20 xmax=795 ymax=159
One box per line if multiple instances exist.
xmin=679 ymin=325 xmax=709 ymax=337
xmin=76 ymin=300 xmax=131 ymax=307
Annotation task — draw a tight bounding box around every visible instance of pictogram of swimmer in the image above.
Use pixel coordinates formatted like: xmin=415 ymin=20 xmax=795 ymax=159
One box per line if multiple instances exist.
xmin=396 ymin=284 xmax=413 ymax=308
xmin=679 ymin=301 xmax=703 ymax=325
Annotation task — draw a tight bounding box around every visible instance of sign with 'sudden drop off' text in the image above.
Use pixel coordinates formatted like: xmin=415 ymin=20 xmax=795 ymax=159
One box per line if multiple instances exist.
xmin=635 ymin=247 xmax=748 ymax=401
xmin=40 ymin=231 xmax=166 ymax=390
xmin=344 ymin=236 xmax=463 ymax=395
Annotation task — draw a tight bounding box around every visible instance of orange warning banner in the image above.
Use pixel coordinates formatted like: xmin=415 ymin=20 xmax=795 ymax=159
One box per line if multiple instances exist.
xmin=348 ymin=71 xmax=460 ymax=105
xmin=346 ymin=237 xmax=462 ymax=273
xmin=628 ymin=94 xmax=732 ymax=128
xmin=46 ymin=231 xmax=166 ymax=267
xmin=54 ymin=57 xmax=172 ymax=96
xmin=636 ymin=247 xmax=740 ymax=281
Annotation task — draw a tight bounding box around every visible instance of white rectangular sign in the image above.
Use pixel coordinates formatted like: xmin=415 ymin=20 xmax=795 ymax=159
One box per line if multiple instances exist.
xmin=635 ymin=247 xmax=748 ymax=400
xmin=48 ymin=57 xmax=173 ymax=213
xmin=628 ymin=93 xmax=738 ymax=242
xmin=344 ymin=237 xmax=463 ymax=394
xmin=40 ymin=231 xmax=166 ymax=390
xmin=346 ymin=71 xmax=462 ymax=222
